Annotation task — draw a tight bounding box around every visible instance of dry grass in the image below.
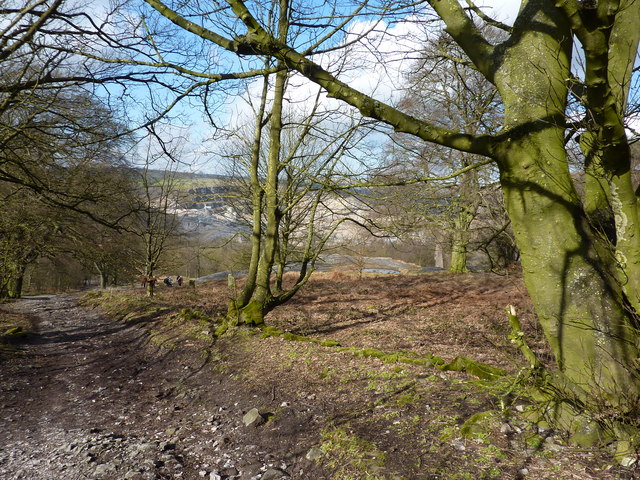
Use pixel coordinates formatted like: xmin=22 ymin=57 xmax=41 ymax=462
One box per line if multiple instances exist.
xmin=100 ymin=270 xmax=632 ymax=479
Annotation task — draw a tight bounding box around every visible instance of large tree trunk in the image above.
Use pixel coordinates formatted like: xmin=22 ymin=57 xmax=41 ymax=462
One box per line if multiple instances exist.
xmin=488 ymin=2 xmax=640 ymax=426
xmin=145 ymin=267 xmax=155 ymax=297
xmin=497 ymin=129 xmax=640 ymax=406
xmin=96 ymin=262 xmax=109 ymax=289
xmin=449 ymin=206 xmax=473 ymax=273
xmin=1 ymin=263 xmax=27 ymax=299
xmin=448 ymin=231 xmax=468 ymax=273
xmin=5 ymin=274 xmax=24 ymax=299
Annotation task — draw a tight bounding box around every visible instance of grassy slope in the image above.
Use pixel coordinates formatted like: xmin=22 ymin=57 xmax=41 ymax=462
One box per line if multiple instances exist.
xmin=82 ymin=271 xmax=632 ymax=480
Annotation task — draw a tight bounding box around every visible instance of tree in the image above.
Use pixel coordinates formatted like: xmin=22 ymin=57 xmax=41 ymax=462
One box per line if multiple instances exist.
xmin=383 ymin=30 xmax=503 ymax=272
xmin=1 ymin=1 xmax=209 ymax=297
xmin=0 ymin=35 xmax=138 ymax=296
xmin=221 ymin=61 xmax=372 ymax=326
xmin=0 ymin=0 xmax=120 ymax=214
xmin=125 ymin=142 xmax=184 ymax=297
xmin=0 ymin=185 xmax=64 ymax=298
xmin=0 ymin=150 xmax=140 ymax=297
xmin=0 ymin=0 xmax=196 ymax=230
xmin=69 ymin=214 xmax=139 ymax=289
xmin=472 ymin=184 xmax=520 ymax=271
xmin=129 ymin=0 xmax=640 ymax=447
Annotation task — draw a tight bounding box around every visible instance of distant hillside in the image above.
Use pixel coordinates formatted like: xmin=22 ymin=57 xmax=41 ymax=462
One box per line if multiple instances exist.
xmin=141 ymin=168 xmax=231 ymax=188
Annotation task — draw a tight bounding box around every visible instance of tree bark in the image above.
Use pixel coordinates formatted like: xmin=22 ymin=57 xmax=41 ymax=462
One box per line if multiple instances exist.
xmin=487 ymin=2 xmax=640 ymax=406
xmin=236 ymin=65 xmax=286 ymax=326
xmin=449 ymin=206 xmax=473 ymax=273
xmin=448 ymin=234 xmax=468 ymax=273
xmin=232 ymin=69 xmax=269 ymax=315
xmin=497 ymin=129 xmax=640 ymax=403
xmin=233 ymin=2 xmax=290 ymax=326
xmin=6 ymin=274 xmax=24 ymax=299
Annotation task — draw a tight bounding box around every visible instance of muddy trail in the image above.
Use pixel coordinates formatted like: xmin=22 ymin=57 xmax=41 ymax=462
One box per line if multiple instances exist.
xmin=0 ymin=295 xmax=305 ymax=480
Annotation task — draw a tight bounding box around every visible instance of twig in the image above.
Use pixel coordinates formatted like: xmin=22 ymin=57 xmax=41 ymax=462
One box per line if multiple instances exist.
xmin=506 ymin=305 xmax=541 ymax=369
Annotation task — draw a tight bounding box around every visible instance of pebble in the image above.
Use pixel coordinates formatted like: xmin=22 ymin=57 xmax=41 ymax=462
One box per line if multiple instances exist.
xmin=261 ymin=467 xmax=289 ymax=479
xmin=452 ymin=440 xmax=466 ymax=451
xmin=305 ymin=447 xmax=323 ymax=461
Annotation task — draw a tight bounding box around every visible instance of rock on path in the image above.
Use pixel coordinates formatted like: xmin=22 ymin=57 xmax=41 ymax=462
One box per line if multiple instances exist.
xmin=0 ymin=295 xmax=302 ymax=480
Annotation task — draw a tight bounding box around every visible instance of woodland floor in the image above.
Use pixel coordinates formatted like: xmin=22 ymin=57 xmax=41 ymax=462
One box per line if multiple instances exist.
xmin=1 ymin=270 xmax=639 ymax=480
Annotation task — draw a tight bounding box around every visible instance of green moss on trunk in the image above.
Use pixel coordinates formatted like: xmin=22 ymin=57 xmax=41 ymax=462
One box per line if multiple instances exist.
xmin=236 ymin=300 xmax=265 ymax=327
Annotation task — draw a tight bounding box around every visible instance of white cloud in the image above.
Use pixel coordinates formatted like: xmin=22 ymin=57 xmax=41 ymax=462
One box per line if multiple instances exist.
xmin=279 ymin=3 xmax=521 ymax=113
xmin=474 ymin=1 xmax=520 ymax=25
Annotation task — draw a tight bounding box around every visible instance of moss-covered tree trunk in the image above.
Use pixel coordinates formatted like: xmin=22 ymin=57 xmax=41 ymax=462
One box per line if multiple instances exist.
xmin=1 ymin=235 xmax=37 ymax=299
xmin=236 ymin=68 xmax=285 ymax=326
xmin=448 ymin=205 xmax=473 ymax=273
xmin=488 ymin=3 xmax=640 ymax=407
xmin=145 ymin=266 xmax=155 ymax=298
xmin=146 ymin=280 xmax=155 ymax=297
xmin=576 ymin=0 xmax=640 ymax=315
xmin=5 ymin=272 xmax=24 ymax=299
xmin=95 ymin=261 xmax=109 ymax=289
xmin=229 ymin=69 xmax=269 ymax=319
xmin=232 ymin=17 xmax=289 ymax=326
xmin=497 ymin=130 xmax=640 ymax=402
xmin=448 ymin=231 xmax=467 ymax=273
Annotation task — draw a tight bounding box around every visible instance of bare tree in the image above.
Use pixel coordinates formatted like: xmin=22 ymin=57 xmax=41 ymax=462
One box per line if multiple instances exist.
xmin=220 ymin=61 xmax=373 ymax=325
xmin=375 ymin=30 xmax=503 ymax=272
xmin=124 ymin=137 xmax=185 ymax=296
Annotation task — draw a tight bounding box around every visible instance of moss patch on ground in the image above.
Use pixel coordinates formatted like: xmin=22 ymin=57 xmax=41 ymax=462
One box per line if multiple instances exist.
xmin=0 ymin=307 xmax=35 ymax=358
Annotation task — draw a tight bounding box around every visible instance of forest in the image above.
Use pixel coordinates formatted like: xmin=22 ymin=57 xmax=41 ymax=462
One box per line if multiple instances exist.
xmin=1 ymin=1 xmax=640 ymax=478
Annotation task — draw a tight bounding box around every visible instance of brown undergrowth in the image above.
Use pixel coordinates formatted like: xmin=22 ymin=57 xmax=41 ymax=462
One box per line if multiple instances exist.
xmin=84 ymin=270 xmax=635 ymax=480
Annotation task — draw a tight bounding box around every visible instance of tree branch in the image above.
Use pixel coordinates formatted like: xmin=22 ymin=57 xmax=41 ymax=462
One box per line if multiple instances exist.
xmin=143 ymin=0 xmax=238 ymax=52
xmin=464 ymin=0 xmax=513 ymax=33
xmin=426 ymin=0 xmax=497 ymax=82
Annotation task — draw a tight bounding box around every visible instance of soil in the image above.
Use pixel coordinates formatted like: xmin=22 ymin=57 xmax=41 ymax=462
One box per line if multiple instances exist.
xmin=1 ymin=270 xmax=638 ymax=480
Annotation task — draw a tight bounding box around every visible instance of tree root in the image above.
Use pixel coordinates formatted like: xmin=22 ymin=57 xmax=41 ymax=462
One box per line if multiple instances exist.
xmin=505 ymin=305 xmax=640 ymax=465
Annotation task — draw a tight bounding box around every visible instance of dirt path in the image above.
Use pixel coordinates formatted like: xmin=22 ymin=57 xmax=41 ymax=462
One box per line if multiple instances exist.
xmin=0 ymin=295 xmax=297 ymax=480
